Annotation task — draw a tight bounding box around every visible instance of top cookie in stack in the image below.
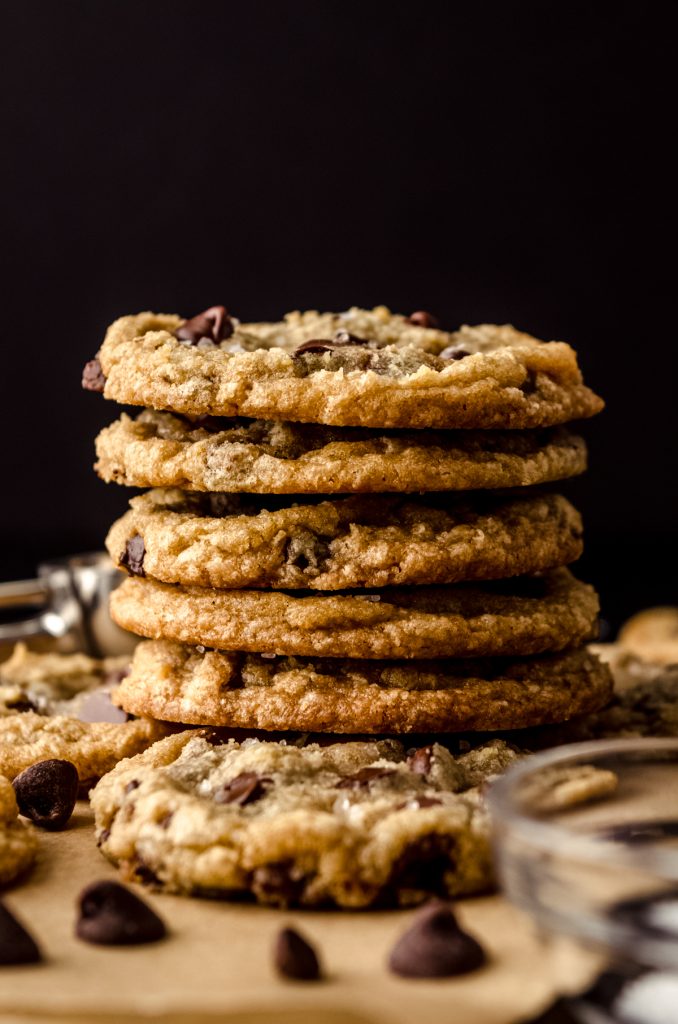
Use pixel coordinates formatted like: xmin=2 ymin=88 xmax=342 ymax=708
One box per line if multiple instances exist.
xmin=83 ymin=305 xmax=610 ymax=736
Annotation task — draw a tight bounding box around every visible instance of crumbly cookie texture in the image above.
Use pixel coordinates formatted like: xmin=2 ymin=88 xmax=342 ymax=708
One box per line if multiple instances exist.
xmin=94 ymin=411 xmax=587 ymax=494
xmin=0 ymin=643 xmax=128 ymax=716
xmin=110 ymin=569 xmax=599 ymax=660
xmin=0 ymin=645 xmax=169 ymax=783
xmin=617 ymin=607 xmax=678 ymax=666
xmin=114 ymin=641 xmax=613 ymax=733
xmin=106 ymin=489 xmax=583 ymax=591
xmin=95 ymin=308 xmax=603 ymax=430
xmin=0 ymin=775 xmax=37 ymax=885
xmin=91 ymin=732 xmax=518 ymax=907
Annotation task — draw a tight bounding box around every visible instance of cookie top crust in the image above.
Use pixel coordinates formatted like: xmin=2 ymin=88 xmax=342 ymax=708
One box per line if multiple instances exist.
xmin=0 ymin=774 xmax=37 ymax=886
xmin=106 ymin=489 xmax=583 ymax=590
xmin=109 ymin=568 xmax=599 ymax=659
xmin=0 ymin=645 xmax=169 ymax=783
xmin=93 ymin=307 xmax=603 ymax=430
xmin=114 ymin=641 xmax=613 ymax=733
xmin=94 ymin=410 xmax=588 ymax=494
xmin=90 ymin=731 xmax=517 ymax=906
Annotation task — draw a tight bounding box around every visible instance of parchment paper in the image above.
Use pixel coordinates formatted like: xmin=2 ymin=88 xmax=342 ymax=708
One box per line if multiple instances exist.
xmin=0 ymin=805 xmax=600 ymax=1024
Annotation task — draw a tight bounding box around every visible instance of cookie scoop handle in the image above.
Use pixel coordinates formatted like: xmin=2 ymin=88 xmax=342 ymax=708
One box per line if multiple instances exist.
xmin=0 ymin=578 xmax=76 ymax=642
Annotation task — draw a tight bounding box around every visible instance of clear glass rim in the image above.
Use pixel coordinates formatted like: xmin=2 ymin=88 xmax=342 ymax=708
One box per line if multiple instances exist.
xmin=488 ymin=737 xmax=678 ymax=882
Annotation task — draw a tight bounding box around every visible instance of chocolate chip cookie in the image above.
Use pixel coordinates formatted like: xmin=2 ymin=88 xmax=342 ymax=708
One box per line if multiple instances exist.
xmin=106 ymin=489 xmax=583 ymax=590
xmin=110 ymin=569 xmax=599 ymax=659
xmin=113 ymin=641 xmax=612 ymax=733
xmin=94 ymin=410 xmax=588 ymax=494
xmin=0 ymin=645 xmax=169 ymax=783
xmin=90 ymin=306 xmax=603 ymax=429
xmin=0 ymin=776 xmax=37 ymax=886
xmin=91 ymin=731 xmax=518 ymax=907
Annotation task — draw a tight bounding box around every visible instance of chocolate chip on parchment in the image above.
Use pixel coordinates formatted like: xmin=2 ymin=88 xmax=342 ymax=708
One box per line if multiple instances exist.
xmin=76 ymin=880 xmax=166 ymax=946
xmin=0 ymin=901 xmax=42 ymax=964
xmin=388 ymin=902 xmax=486 ymax=978
xmin=407 ymin=311 xmax=440 ymax=328
xmin=274 ymin=926 xmax=322 ymax=981
xmin=174 ymin=305 xmax=234 ymax=345
xmin=214 ymin=771 xmax=270 ymax=806
xmin=407 ymin=745 xmax=434 ymax=776
xmin=336 ymin=767 xmax=397 ymax=790
xmin=81 ymin=357 xmax=106 ymax=392
xmin=120 ymin=534 xmax=145 ymax=577
xmin=13 ymin=759 xmax=79 ymax=831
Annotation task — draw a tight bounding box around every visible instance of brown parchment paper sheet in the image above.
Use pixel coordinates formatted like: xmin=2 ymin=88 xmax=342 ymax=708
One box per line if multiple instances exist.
xmin=0 ymin=805 xmax=600 ymax=1024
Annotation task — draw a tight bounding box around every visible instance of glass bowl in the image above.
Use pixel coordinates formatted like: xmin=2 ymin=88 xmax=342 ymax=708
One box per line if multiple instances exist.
xmin=488 ymin=738 xmax=678 ymax=1023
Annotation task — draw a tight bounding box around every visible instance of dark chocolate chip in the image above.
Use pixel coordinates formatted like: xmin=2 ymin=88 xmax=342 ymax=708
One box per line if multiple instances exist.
xmin=251 ymin=862 xmax=306 ymax=906
xmin=0 ymin=901 xmax=42 ymax=964
xmin=407 ymin=746 xmax=434 ymax=776
xmin=439 ymin=344 xmax=471 ymax=360
xmin=388 ymin=902 xmax=486 ymax=978
xmin=132 ymin=858 xmax=161 ymax=887
xmin=274 ymin=926 xmax=321 ymax=980
xmin=395 ymin=796 xmax=444 ymax=810
xmin=97 ymin=828 xmax=111 ymax=847
xmin=407 ymin=311 xmax=440 ymax=329
xmin=214 ymin=772 xmax=270 ymax=807
xmin=120 ymin=534 xmax=145 ymax=577
xmin=124 ymin=780 xmax=140 ymax=794
xmin=293 ymin=329 xmax=370 ymax=357
xmin=158 ymin=811 xmax=174 ymax=829
xmin=521 ymin=368 xmax=538 ymax=394
xmin=333 ymin=329 xmax=370 ymax=346
xmin=13 ymin=759 xmax=79 ymax=831
xmin=388 ymin=834 xmax=455 ymax=897
xmin=174 ymin=305 xmax=233 ymax=345
xmin=336 ymin=767 xmax=397 ymax=790
xmin=81 ymin=357 xmax=106 ymax=392
xmin=76 ymin=880 xmax=166 ymax=946
xmin=7 ymin=696 xmax=39 ymax=714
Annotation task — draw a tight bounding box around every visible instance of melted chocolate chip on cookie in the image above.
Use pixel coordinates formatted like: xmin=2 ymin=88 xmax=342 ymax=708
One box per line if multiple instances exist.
xmin=407 ymin=310 xmax=440 ymax=328
xmin=336 ymin=767 xmax=397 ymax=790
xmin=215 ymin=772 xmax=270 ymax=806
xmin=174 ymin=305 xmax=234 ymax=345
xmin=120 ymin=534 xmax=145 ymax=577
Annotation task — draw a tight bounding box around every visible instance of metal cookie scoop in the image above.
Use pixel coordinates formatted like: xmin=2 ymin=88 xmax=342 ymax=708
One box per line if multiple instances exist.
xmin=0 ymin=552 xmax=135 ymax=657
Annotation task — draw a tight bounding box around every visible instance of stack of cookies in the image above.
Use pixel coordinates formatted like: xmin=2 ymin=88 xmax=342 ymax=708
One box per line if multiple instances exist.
xmin=82 ymin=304 xmax=612 ymax=907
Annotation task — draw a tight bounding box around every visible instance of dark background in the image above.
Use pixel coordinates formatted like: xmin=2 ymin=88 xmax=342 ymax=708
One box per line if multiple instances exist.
xmin=1 ymin=1 xmax=675 ymax=630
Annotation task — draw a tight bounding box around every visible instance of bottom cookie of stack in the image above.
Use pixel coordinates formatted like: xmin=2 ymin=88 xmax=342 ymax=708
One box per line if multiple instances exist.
xmin=114 ymin=640 xmax=613 ymax=734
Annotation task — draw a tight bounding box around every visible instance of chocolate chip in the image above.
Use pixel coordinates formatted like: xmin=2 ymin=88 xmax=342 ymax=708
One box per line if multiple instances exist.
xmin=274 ymin=927 xmax=321 ymax=980
xmin=158 ymin=811 xmax=174 ymax=829
xmin=7 ymin=696 xmax=39 ymax=713
xmin=81 ymin=357 xmax=106 ymax=392
xmin=439 ymin=344 xmax=471 ymax=360
xmin=407 ymin=746 xmax=434 ymax=776
xmin=388 ymin=902 xmax=486 ymax=978
xmin=124 ymin=780 xmax=140 ymax=794
xmin=293 ymin=329 xmax=370 ymax=357
xmin=336 ymin=767 xmax=397 ymax=790
xmin=132 ymin=858 xmax=161 ymax=887
xmin=251 ymin=862 xmax=307 ymax=906
xmin=407 ymin=311 xmax=440 ymax=329
xmin=396 ymin=796 xmax=444 ymax=810
xmin=174 ymin=305 xmax=233 ymax=345
xmin=214 ymin=772 xmax=270 ymax=806
xmin=76 ymin=880 xmax=166 ymax=946
xmin=0 ymin=901 xmax=42 ymax=964
xmin=388 ymin=835 xmax=455 ymax=897
xmin=13 ymin=759 xmax=79 ymax=831
xmin=120 ymin=534 xmax=145 ymax=577
xmin=97 ymin=828 xmax=111 ymax=847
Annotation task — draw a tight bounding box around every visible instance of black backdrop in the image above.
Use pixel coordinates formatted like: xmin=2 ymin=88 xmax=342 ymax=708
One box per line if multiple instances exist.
xmin=1 ymin=1 xmax=676 ymax=629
